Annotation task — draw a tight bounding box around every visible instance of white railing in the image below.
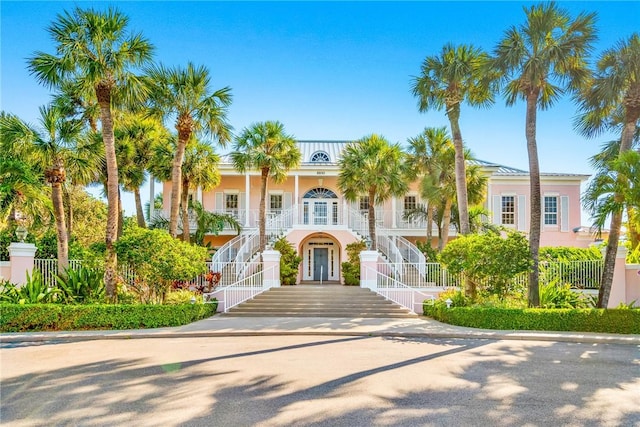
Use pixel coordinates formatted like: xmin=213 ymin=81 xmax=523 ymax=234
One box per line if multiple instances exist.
xmin=395 ymin=236 xmax=426 ymax=277
xmin=365 ymin=265 xmax=434 ymax=313
xmin=539 ymin=260 xmax=604 ymax=289
xmin=347 ymin=207 xmax=369 ymax=238
xmin=205 ymin=264 xmax=274 ymax=312
xmin=34 ymin=259 xmax=83 ymax=286
xmin=212 ymin=233 xmax=247 ymax=272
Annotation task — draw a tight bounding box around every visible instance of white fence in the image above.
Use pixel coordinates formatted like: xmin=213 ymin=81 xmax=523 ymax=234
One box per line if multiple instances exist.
xmin=205 ymin=264 xmax=273 ymax=313
xmin=364 ymin=266 xmax=434 ymax=313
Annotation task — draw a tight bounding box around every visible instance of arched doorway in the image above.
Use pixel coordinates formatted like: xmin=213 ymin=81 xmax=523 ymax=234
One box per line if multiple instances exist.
xmin=302 ymin=187 xmax=339 ymax=226
xmin=300 ymin=234 xmax=341 ymax=283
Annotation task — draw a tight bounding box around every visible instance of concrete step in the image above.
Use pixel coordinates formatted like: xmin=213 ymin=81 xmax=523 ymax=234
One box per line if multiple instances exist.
xmin=224 ymin=285 xmax=417 ymax=318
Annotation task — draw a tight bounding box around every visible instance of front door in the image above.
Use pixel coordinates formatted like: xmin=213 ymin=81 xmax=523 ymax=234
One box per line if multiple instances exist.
xmin=313 ymin=248 xmax=329 ymax=281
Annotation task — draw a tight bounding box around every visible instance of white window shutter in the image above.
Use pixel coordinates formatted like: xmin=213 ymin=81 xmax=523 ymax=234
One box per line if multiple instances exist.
xmin=284 ymin=192 xmax=292 ymax=209
xmin=517 ymin=195 xmax=526 ymax=231
xmin=561 ymin=196 xmax=569 ymax=232
xmin=215 ymin=192 xmax=223 ymax=211
xmin=492 ymin=195 xmax=501 ymax=224
xmin=239 ymin=192 xmax=246 ymax=210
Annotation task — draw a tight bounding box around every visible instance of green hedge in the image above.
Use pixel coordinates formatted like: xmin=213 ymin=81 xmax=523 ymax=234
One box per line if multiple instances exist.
xmin=423 ymin=304 xmax=640 ymax=334
xmin=0 ymin=302 xmax=218 ymax=332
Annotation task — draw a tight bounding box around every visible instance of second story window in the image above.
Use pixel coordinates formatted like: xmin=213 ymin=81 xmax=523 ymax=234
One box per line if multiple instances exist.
xmin=359 ymin=196 xmax=370 ymax=212
xmin=501 ymin=196 xmax=515 ymax=225
xmin=225 ymin=194 xmax=238 ymax=211
xmin=404 ymin=196 xmax=417 ymax=211
xmin=270 ymin=194 xmax=283 ymax=211
xmin=544 ymin=196 xmax=558 ymax=225
xmin=310 ymin=151 xmax=331 ymax=163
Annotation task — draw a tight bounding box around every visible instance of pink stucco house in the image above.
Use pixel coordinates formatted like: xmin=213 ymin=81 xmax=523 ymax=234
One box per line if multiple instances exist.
xmin=160 ymin=141 xmax=598 ymax=284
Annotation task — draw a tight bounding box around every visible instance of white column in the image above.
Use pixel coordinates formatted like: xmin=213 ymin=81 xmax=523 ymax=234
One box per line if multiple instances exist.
xmin=391 ymin=197 xmax=397 ymax=228
xmin=245 ymin=173 xmax=251 ymax=227
xmin=262 ymin=250 xmax=281 ymax=288
xmin=294 ymin=174 xmax=299 ymax=225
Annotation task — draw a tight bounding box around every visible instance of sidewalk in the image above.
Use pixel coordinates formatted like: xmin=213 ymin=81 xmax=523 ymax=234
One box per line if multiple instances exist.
xmin=2 ymin=315 xmax=638 ymax=345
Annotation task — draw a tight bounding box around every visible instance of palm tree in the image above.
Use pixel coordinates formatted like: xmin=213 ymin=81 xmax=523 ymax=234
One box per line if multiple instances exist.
xmin=115 ymin=112 xmax=169 ymax=228
xmin=145 ymin=62 xmax=232 ymax=238
xmin=492 ymin=2 xmax=596 ymax=307
xmin=411 ymin=43 xmax=494 ymax=236
xmin=0 ymin=107 xmax=83 ymax=272
xmin=28 ymin=6 xmax=154 ymax=300
xmin=338 ymin=134 xmax=409 ymax=251
xmin=406 ymin=127 xmax=486 ymax=250
xmin=575 ymin=33 xmax=640 ymax=307
xmin=231 ymin=121 xmax=301 ymax=252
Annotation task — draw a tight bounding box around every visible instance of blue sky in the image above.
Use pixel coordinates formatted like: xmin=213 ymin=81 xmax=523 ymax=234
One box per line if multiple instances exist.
xmin=1 ymin=1 xmax=638 ymax=219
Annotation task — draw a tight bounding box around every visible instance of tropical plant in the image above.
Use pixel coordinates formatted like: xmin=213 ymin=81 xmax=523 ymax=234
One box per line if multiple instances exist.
xmin=1 ymin=271 xmax=61 ymax=304
xmin=341 ymin=240 xmax=367 ymax=286
xmin=56 ymin=266 xmax=105 ymax=304
xmin=575 ymin=33 xmax=640 ymax=308
xmin=28 ymin=6 xmax=155 ymax=301
xmin=0 ymin=107 xmax=84 ymax=273
xmin=145 ymin=62 xmax=232 ymax=238
xmin=231 ymin=121 xmax=301 ymax=252
xmin=273 ymin=237 xmax=302 ymax=286
xmin=115 ymin=227 xmax=208 ymax=303
xmin=338 ymin=134 xmax=408 ymax=250
xmin=539 ymin=280 xmax=591 ymax=309
xmin=492 ymin=2 xmax=596 ymax=307
xmin=440 ymin=229 xmax=531 ymax=299
xmin=412 ymin=43 xmax=494 ymax=236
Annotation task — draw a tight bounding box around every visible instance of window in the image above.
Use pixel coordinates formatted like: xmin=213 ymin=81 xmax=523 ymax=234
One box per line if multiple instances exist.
xmin=404 ymin=196 xmax=417 ymax=211
xmin=225 ymin=194 xmax=238 ymax=210
xmin=501 ymin=196 xmax=515 ymax=225
xmin=359 ymin=196 xmax=370 ymax=212
xmin=544 ymin=196 xmax=558 ymax=225
xmin=303 ymin=187 xmax=337 ymax=199
xmin=270 ymin=194 xmax=283 ymax=210
xmin=310 ymin=151 xmax=331 ymax=163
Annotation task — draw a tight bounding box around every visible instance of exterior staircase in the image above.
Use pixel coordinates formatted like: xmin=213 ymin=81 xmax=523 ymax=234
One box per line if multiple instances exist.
xmin=224 ymin=285 xmax=418 ymax=318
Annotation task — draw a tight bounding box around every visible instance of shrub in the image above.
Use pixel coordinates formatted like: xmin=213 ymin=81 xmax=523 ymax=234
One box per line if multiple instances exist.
xmin=273 ymin=237 xmax=302 ymax=285
xmin=56 ymin=266 xmax=105 ymax=304
xmin=440 ymin=230 xmax=531 ymax=299
xmin=341 ymin=240 xmax=367 ymax=286
xmin=165 ymin=289 xmax=202 ymax=305
xmin=0 ymin=271 xmax=61 ymax=304
xmin=116 ymin=227 xmax=208 ymax=303
xmin=539 ymin=280 xmax=592 ymax=309
xmin=422 ymin=305 xmax=640 ymax=334
xmin=0 ymin=303 xmax=218 ymax=332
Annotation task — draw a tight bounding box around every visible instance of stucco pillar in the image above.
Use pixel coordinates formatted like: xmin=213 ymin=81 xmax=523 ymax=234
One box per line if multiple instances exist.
xmin=8 ymin=242 xmax=37 ymax=286
xmin=624 ymin=263 xmax=640 ymax=307
xmin=606 ymin=246 xmax=628 ymax=308
xmin=262 ymin=250 xmax=281 ymax=288
xmin=359 ymin=250 xmax=379 ymax=290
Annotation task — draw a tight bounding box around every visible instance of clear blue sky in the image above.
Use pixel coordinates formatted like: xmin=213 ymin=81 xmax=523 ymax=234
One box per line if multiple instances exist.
xmin=2 ymin=1 xmax=638 ymax=219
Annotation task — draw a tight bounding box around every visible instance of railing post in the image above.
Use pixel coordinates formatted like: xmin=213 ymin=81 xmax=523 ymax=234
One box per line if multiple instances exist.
xmin=8 ymin=242 xmax=37 ymax=286
xmin=359 ymin=250 xmax=378 ymax=289
xmin=262 ymin=250 xmax=281 ymax=288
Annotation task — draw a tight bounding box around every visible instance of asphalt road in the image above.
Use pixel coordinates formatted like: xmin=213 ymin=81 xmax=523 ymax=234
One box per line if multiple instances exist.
xmin=1 ymin=336 xmax=639 ymax=426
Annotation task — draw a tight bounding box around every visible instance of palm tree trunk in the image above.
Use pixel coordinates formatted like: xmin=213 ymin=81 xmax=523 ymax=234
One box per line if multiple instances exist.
xmin=526 ymin=92 xmax=541 ymax=307
xmin=63 ymin=185 xmax=73 ymax=242
xmin=259 ymin=168 xmax=269 ymax=252
xmin=448 ymin=105 xmax=471 ymax=235
xmin=426 ymin=204 xmax=434 ymax=243
xmin=598 ymin=117 xmax=637 ymax=307
xmin=181 ymin=178 xmax=190 ymax=243
xmin=368 ymin=189 xmax=377 ymax=251
xmin=96 ymin=85 xmax=119 ymax=302
xmin=134 ymin=187 xmax=146 ymax=228
xmin=51 ymin=182 xmax=69 ymax=274
xmin=438 ymin=198 xmax=452 ymax=252
xmin=170 ymin=125 xmax=190 ymax=237
xmin=117 ymin=188 xmax=124 ymax=239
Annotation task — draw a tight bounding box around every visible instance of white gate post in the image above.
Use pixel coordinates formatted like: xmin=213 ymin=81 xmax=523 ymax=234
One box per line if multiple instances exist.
xmin=8 ymin=242 xmax=37 ymax=286
xmin=262 ymin=250 xmax=281 ymax=288
xmin=359 ymin=250 xmax=378 ymax=289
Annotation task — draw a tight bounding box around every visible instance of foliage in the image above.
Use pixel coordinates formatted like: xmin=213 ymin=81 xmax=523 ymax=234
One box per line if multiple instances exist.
xmin=0 ymin=271 xmax=61 ymax=304
xmin=440 ymin=230 xmax=531 ymax=298
xmin=273 ymin=237 xmax=302 ymax=286
xmin=539 ymin=280 xmax=592 ymax=309
xmin=0 ymin=303 xmax=217 ymax=332
xmin=539 ymin=246 xmax=603 ymax=262
xmin=341 ymin=240 xmax=367 ymax=286
xmin=56 ymin=266 xmax=105 ymax=304
xmin=164 ymin=289 xmax=202 ymax=305
xmin=115 ymin=227 xmax=208 ymax=303
xmin=423 ymin=305 xmax=640 ymax=335
xmin=415 ymin=241 xmax=438 ymax=262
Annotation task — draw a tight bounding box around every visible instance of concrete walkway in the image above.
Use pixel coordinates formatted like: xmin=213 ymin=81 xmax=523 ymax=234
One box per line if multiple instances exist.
xmin=1 ymin=314 xmax=638 ymax=345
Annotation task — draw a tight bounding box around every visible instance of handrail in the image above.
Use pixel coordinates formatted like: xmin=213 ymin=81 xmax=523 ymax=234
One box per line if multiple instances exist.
xmin=203 ymin=265 xmax=275 ymax=313
xmin=364 ymin=265 xmax=434 ymax=314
